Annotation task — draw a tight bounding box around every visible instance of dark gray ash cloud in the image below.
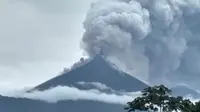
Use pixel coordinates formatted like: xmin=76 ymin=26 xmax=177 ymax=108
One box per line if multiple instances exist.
xmin=81 ymin=0 xmax=200 ymax=89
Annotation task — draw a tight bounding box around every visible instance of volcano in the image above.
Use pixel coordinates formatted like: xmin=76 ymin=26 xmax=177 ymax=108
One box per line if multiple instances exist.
xmin=0 ymin=55 xmax=148 ymax=112
xmin=34 ymin=55 xmax=148 ymax=92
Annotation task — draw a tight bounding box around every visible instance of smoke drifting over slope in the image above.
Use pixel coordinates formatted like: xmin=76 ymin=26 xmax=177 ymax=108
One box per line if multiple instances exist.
xmin=81 ymin=0 xmax=200 ymax=89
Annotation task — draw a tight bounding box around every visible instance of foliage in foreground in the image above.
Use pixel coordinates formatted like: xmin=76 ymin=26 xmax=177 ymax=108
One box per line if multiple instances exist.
xmin=125 ymin=85 xmax=200 ymax=112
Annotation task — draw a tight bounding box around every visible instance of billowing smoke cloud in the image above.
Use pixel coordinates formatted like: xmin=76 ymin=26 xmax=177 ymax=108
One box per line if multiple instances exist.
xmin=0 ymin=86 xmax=140 ymax=105
xmin=81 ymin=0 xmax=200 ymax=89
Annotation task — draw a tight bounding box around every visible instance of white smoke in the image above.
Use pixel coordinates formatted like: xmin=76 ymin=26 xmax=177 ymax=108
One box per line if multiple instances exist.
xmin=59 ymin=57 xmax=90 ymax=75
xmin=81 ymin=0 xmax=200 ymax=89
xmin=0 ymin=86 xmax=141 ymax=105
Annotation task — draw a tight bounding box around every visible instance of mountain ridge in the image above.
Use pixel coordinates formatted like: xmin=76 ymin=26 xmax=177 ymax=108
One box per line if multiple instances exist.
xmin=33 ymin=55 xmax=148 ymax=92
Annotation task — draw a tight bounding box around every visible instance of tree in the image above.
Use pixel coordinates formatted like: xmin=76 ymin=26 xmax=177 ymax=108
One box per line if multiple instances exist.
xmin=164 ymin=96 xmax=187 ymax=112
xmin=124 ymin=85 xmax=196 ymax=112
xmin=125 ymin=85 xmax=172 ymax=112
xmin=142 ymin=85 xmax=172 ymax=112
xmin=194 ymin=101 xmax=200 ymax=112
xmin=178 ymin=98 xmax=195 ymax=112
xmin=179 ymin=100 xmax=200 ymax=112
xmin=125 ymin=97 xmax=158 ymax=112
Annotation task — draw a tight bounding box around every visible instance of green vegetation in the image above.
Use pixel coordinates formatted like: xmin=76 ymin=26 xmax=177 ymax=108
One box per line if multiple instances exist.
xmin=125 ymin=85 xmax=200 ymax=112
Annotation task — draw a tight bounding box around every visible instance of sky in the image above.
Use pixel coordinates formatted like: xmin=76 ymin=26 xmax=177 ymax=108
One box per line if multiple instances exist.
xmin=2 ymin=0 xmax=200 ymax=91
xmin=0 ymin=0 xmax=95 ymax=89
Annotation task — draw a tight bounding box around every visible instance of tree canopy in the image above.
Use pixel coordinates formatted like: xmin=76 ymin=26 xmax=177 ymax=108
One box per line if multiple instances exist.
xmin=125 ymin=85 xmax=200 ymax=112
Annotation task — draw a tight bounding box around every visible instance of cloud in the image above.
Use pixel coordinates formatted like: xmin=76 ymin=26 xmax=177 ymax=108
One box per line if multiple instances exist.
xmin=76 ymin=81 xmax=112 ymax=91
xmin=0 ymin=86 xmax=141 ymax=105
xmin=0 ymin=84 xmax=197 ymax=107
xmin=0 ymin=83 xmax=198 ymax=107
xmin=81 ymin=0 xmax=200 ymax=89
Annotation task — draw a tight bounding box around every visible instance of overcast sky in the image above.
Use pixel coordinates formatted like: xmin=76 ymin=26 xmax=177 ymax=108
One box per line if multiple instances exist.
xmin=0 ymin=0 xmax=95 ymax=89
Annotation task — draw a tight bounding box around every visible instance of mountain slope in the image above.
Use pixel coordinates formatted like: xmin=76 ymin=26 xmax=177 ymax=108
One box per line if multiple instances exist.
xmin=0 ymin=55 xmax=148 ymax=112
xmin=171 ymin=85 xmax=200 ymax=98
xmin=34 ymin=55 xmax=148 ymax=92
xmin=0 ymin=95 xmax=125 ymax=112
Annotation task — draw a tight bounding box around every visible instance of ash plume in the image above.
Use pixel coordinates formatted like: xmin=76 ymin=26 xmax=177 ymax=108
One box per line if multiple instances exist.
xmin=81 ymin=0 xmax=200 ymax=89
